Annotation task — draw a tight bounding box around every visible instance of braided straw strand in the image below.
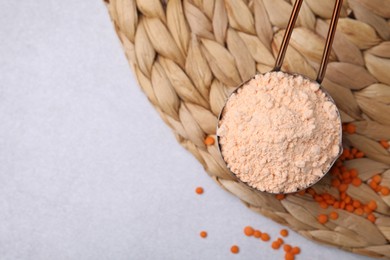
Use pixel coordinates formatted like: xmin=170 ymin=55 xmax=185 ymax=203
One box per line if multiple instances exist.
xmin=105 ymin=0 xmax=390 ymax=257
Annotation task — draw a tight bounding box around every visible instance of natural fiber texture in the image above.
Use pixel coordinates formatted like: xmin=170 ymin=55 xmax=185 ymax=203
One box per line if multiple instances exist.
xmin=105 ymin=0 xmax=390 ymax=257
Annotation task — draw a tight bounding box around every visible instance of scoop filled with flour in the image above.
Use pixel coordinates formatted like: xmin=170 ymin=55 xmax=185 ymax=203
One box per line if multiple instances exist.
xmin=217 ymin=71 xmax=342 ymax=193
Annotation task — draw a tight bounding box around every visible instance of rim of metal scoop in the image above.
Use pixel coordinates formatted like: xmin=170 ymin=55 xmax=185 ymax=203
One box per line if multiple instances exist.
xmin=216 ymin=0 xmax=344 ymax=194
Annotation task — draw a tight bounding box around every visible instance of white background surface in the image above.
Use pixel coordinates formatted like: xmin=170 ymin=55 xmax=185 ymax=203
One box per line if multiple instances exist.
xmin=0 ymin=1 xmax=374 ymax=259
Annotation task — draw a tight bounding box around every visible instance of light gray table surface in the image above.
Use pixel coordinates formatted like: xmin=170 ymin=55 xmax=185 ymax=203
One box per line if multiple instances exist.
xmin=0 ymin=1 xmax=373 ymax=259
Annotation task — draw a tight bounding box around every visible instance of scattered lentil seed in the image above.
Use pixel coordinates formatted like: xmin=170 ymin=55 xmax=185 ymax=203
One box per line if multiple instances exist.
xmin=200 ymin=231 xmax=207 ymax=238
xmin=280 ymin=229 xmax=289 ymax=237
xmin=253 ymin=230 xmax=262 ymax=238
xmin=230 ymin=245 xmax=239 ymax=254
xmin=367 ymin=213 xmax=376 ymax=223
xmin=261 ymin=233 xmax=270 ymax=242
xmin=204 ymin=136 xmax=215 ymax=146
xmin=291 ymin=247 xmax=301 ymax=255
xmin=285 ymin=252 xmax=295 ymax=260
xmin=195 ymin=187 xmax=204 ymax=195
xmin=271 ymin=241 xmax=281 ymax=250
xmin=380 ymin=140 xmax=389 ymax=149
xmin=317 ymin=214 xmax=328 ymax=224
xmin=243 ymin=226 xmax=254 ymax=237
xmin=283 ymin=244 xmax=292 ymax=252
xmin=368 ymin=200 xmax=377 ymax=211
xmin=329 ymin=212 xmax=339 ymax=220
xmin=381 ymin=187 xmax=390 ymax=196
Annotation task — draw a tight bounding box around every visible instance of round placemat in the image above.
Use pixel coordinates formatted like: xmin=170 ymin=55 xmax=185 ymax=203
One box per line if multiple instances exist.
xmin=104 ymin=0 xmax=390 ymax=257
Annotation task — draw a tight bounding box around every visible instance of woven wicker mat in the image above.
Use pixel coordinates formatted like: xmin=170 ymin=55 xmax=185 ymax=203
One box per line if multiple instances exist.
xmin=105 ymin=0 xmax=390 ymax=257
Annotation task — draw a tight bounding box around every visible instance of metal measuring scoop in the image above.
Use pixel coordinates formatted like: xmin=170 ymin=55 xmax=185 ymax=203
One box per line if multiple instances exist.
xmin=216 ymin=0 xmax=344 ymax=194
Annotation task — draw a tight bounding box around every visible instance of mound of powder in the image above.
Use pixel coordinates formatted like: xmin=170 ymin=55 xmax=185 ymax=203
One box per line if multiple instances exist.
xmin=217 ymin=71 xmax=342 ymax=193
